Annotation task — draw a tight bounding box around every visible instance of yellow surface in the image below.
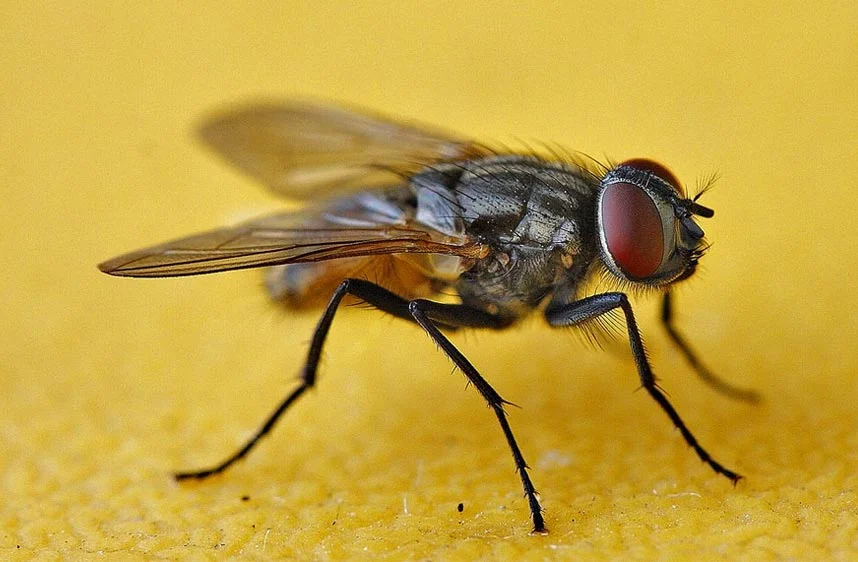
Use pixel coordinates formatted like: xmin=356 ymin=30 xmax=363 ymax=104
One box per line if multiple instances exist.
xmin=3 ymin=2 xmax=858 ymax=560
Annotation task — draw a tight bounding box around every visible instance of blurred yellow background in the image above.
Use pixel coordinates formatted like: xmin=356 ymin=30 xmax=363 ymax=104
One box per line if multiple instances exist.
xmin=3 ymin=2 xmax=858 ymax=560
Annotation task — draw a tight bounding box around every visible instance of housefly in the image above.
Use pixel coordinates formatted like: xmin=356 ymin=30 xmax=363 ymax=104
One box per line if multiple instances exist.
xmin=99 ymin=102 xmax=757 ymax=533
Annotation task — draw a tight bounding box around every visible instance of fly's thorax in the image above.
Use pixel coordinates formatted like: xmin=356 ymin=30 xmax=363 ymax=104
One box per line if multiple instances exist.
xmin=596 ymin=159 xmax=713 ymax=287
xmin=455 ymin=246 xmax=565 ymax=319
xmin=421 ymin=155 xmax=603 ymax=318
xmin=443 ymin=155 xmax=599 ymax=253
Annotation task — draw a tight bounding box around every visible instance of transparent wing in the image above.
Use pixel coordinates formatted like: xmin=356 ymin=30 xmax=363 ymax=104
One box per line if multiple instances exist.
xmin=198 ymin=101 xmax=487 ymax=199
xmin=98 ymin=194 xmax=487 ymax=278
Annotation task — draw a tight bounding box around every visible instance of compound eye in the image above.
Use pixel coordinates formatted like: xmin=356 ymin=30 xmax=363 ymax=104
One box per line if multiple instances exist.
xmin=619 ymin=158 xmax=684 ymax=197
xmin=601 ymin=182 xmax=665 ymax=279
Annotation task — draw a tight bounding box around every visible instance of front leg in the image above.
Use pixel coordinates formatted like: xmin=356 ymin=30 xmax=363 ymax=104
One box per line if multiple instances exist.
xmin=661 ymin=291 xmax=760 ymax=402
xmin=545 ymin=292 xmax=741 ymax=484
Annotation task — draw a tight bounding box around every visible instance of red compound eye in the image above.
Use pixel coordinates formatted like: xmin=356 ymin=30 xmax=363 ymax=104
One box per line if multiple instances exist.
xmin=601 ymin=182 xmax=664 ymax=279
xmin=619 ymin=158 xmax=684 ymax=197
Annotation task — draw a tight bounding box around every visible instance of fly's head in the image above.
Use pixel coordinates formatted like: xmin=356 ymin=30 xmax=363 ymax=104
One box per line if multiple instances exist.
xmin=596 ymin=159 xmax=714 ymax=288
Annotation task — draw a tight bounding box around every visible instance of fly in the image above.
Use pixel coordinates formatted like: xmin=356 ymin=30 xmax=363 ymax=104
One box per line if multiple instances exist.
xmin=98 ymin=102 xmax=758 ymax=534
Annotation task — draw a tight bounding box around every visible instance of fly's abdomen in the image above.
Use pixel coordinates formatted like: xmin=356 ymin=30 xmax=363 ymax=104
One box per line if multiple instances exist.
xmin=267 ymin=256 xmax=444 ymax=308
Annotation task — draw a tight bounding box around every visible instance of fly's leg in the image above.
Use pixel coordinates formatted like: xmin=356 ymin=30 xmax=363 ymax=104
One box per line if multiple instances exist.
xmin=174 ymin=277 xmax=501 ymax=480
xmin=173 ymin=276 xmax=363 ymax=479
xmin=408 ymin=299 xmax=546 ymax=534
xmin=545 ymin=292 xmax=742 ymax=484
xmin=661 ymin=292 xmax=760 ymax=402
xmin=174 ymin=279 xmax=547 ymax=534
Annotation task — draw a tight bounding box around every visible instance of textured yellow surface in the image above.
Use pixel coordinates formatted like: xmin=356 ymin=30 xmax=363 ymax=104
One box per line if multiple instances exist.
xmin=4 ymin=2 xmax=858 ymax=560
